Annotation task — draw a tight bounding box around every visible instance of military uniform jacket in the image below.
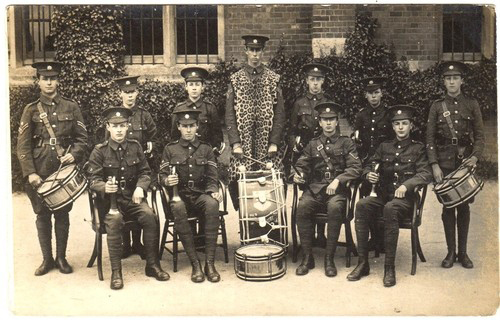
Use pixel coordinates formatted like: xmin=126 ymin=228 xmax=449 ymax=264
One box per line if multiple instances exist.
xmin=426 ymin=93 xmax=485 ymax=170
xmin=366 ymin=138 xmax=432 ymax=198
xmin=225 ymin=64 xmax=285 ymax=146
xmin=293 ymin=132 xmax=362 ymax=195
xmin=17 ymin=94 xmax=88 ymax=177
xmin=354 ymin=102 xmax=393 ymax=161
xmin=159 ymin=138 xmax=218 ymax=194
xmin=171 ymin=97 xmax=223 ymax=148
xmin=88 ymin=139 xmax=151 ymax=200
xmin=289 ymin=92 xmax=331 ymax=147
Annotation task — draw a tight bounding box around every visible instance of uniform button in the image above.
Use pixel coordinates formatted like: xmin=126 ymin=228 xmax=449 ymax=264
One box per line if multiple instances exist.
xmin=371 ymin=128 xmax=374 ymax=131
xmin=371 ymin=119 xmax=375 ymax=123
xmin=315 ymin=117 xmax=318 ymax=120
xmin=455 ymin=130 xmax=458 ymax=134
xmin=189 ymin=147 xmax=192 ymax=149
xmin=193 ymin=107 xmax=197 ymax=109
xmin=396 ymin=153 xmax=399 ymax=156
xmin=108 ymin=164 xmax=112 ymax=167
xmin=118 ymin=148 xmax=122 ymax=151
xmin=51 ymin=102 xmax=55 ymax=106
xmin=176 ymin=161 xmax=179 ymax=164
xmin=372 ymin=112 xmax=376 ymax=115
xmin=129 ymin=132 xmax=133 ymax=135
xmin=393 ymin=182 xmax=397 ymax=185
xmin=121 ymin=177 xmax=125 ymax=179
xmin=189 ymin=165 xmax=192 ymax=168
xmin=139 ymin=127 xmax=142 ymax=130
xmin=52 ymin=124 xmax=56 ymax=127
xmin=52 ymin=112 xmax=57 ymax=116
xmin=326 ymin=147 xmax=330 ymax=150
xmin=189 ymin=174 xmax=193 ymax=177
xmin=454 ymin=101 xmax=458 ymax=104
xmin=121 ymin=167 xmax=125 ymax=170
xmin=313 ymin=98 xmax=316 ymax=101
xmin=397 ymin=145 xmax=401 ymax=149
xmin=51 ymin=147 xmax=55 ymax=150
xmin=454 ymin=120 xmax=458 ymax=123
xmin=395 ymin=163 xmax=399 ymax=166
xmin=189 ymin=156 xmax=193 ymax=159
xmin=455 ymin=110 xmax=458 ymax=114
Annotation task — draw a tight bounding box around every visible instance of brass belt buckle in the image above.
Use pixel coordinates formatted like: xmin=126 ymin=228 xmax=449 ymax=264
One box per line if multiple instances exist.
xmin=119 ymin=180 xmax=126 ymax=190
xmin=49 ymin=137 xmax=57 ymax=145
xmin=188 ymin=180 xmax=195 ymax=188
xmin=39 ymin=112 xmax=48 ymax=119
xmin=324 ymin=172 xmax=331 ymax=180
xmin=451 ymin=138 xmax=458 ymax=145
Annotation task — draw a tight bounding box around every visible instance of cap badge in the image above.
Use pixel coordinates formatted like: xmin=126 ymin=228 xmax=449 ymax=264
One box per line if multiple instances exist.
xmin=184 ymin=114 xmax=190 ymax=119
xmin=449 ymin=65 xmax=454 ymax=70
xmin=192 ymin=72 xmax=196 ymax=76
xmin=369 ymin=80 xmax=374 ymax=85
xmin=253 ymin=39 xmax=258 ymax=43
xmin=326 ymin=108 xmax=330 ymax=112
xmin=125 ymin=80 xmax=130 ymax=85
xmin=47 ymin=65 xmax=52 ymax=71
xmin=397 ymin=110 xmax=402 ymax=115
xmin=116 ymin=112 xmax=121 ymax=117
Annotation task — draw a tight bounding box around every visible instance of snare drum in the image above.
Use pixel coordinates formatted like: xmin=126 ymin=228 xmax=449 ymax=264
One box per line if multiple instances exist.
xmin=238 ymin=169 xmax=288 ymax=247
xmin=234 ymin=243 xmax=286 ymax=281
xmin=434 ymin=166 xmax=484 ymax=208
xmin=37 ymin=164 xmax=88 ymax=211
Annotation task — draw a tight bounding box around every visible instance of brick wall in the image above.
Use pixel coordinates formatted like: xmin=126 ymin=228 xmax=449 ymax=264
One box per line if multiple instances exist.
xmin=483 ymin=119 xmax=498 ymax=161
xmin=312 ymin=4 xmax=356 ymax=39
xmin=361 ymin=4 xmax=441 ymax=70
xmin=224 ymin=4 xmax=312 ymax=63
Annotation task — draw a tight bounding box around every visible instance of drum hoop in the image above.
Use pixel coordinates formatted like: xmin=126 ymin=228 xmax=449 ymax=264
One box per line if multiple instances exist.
xmin=38 ymin=165 xmax=79 ymax=195
xmin=234 ymin=244 xmax=285 ymax=260
xmin=442 ymin=180 xmax=484 ymax=209
xmin=46 ymin=179 xmax=88 ymax=211
xmin=235 ymin=269 xmax=286 ymax=282
xmin=434 ymin=169 xmax=474 ymax=193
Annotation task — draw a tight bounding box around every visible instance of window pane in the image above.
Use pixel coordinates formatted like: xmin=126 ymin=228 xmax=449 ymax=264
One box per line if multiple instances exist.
xmin=123 ymin=5 xmax=163 ymax=58
xmin=442 ymin=5 xmax=482 ymax=55
xmin=176 ymin=5 xmax=218 ymax=57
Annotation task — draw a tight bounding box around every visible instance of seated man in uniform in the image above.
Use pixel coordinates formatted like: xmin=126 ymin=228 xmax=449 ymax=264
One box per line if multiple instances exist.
xmin=292 ymin=102 xmax=362 ymax=277
xmin=160 ymin=107 xmax=222 ymax=283
xmin=88 ymin=107 xmax=169 ymax=290
xmin=347 ymin=105 xmax=432 ymax=287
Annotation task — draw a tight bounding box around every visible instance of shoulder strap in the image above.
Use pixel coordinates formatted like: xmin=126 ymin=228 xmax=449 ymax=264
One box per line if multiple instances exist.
xmin=36 ymin=102 xmax=65 ymax=157
xmin=316 ymin=143 xmax=335 ymax=174
xmin=441 ymin=101 xmax=458 ymax=143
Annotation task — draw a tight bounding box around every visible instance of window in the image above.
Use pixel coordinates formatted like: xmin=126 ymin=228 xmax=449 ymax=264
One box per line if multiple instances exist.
xmin=123 ymin=5 xmax=164 ymax=64
xmin=175 ymin=5 xmax=219 ymax=64
xmin=19 ymin=5 xmax=55 ymax=65
xmin=442 ymin=5 xmax=482 ymax=62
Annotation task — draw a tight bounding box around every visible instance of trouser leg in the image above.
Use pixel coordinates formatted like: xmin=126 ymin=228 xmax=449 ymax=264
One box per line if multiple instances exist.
xmin=296 ymin=191 xmax=321 ymax=255
xmin=54 ymin=211 xmax=70 ymax=259
xmin=442 ymin=207 xmax=457 ymax=253
xmin=354 ymin=197 xmax=385 ymax=258
xmin=456 ymin=203 xmax=470 ymax=254
xmin=104 ymin=210 xmax=124 ymax=271
xmin=383 ymin=197 xmax=413 ymax=266
xmin=36 ymin=212 xmax=53 ymax=260
xmin=325 ymin=194 xmax=346 ymax=256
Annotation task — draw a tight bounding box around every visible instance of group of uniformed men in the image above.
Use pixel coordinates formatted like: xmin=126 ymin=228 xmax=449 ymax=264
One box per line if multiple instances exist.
xmin=17 ymin=34 xmax=484 ymax=290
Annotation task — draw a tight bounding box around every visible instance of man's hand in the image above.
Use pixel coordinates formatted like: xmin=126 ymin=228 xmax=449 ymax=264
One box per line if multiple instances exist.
xmin=105 ymin=180 xmax=118 ymax=194
xmin=462 ymin=156 xmax=478 ymax=169
xmin=268 ymin=143 xmax=278 ymax=158
xmin=28 ymin=173 xmax=43 ymax=188
xmin=432 ymin=163 xmax=443 ymax=184
xmin=210 ymin=192 xmax=222 ymax=203
xmin=132 ymin=187 xmax=144 ymax=204
xmin=232 ymin=143 xmax=243 ymax=159
xmin=293 ymin=173 xmax=305 ymax=184
xmin=326 ymin=179 xmax=340 ymax=195
xmin=366 ymin=172 xmax=379 ymax=184
xmin=164 ymin=174 xmax=179 ymax=187
xmin=394 ymin=185 xmax=407 ymax=199
xmin=59 ymin=153 xmax=75 ymax=165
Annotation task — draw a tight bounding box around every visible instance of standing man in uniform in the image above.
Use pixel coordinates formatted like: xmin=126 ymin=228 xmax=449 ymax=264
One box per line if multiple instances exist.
xmin=160 ymin=107 xmax=222 ymax=283
xmin=17 ymin=61 xmax=88 ymax=276
xmin=347 ymin=105 xmax=432 ymax=287
xmin=292 ymin=102 xmax=362 ymax=277
xmin=289 ymin=63 xmax=333 ymax=248
xmin=353 ymin=76 xmax=394 ymax=251
xmin=87 ymin=107 xmax=169 ymax=290
xmin=225 ymin=35 xmax=286 ymax=210
xmin=171 ymin=67 xmax=224 ymax=155
xmin=113 ymin=75 xmax=157 ymax=259
xmin=426 ymin=61 xmax=484 ymax=269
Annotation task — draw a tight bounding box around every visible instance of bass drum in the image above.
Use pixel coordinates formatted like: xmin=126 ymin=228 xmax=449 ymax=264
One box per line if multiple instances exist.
xmin=234 ymin=243 xmax=286 ymax=281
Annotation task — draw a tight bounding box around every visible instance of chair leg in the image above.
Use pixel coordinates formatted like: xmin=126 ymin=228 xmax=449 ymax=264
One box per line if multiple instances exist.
xmin=344 ymin=222 xmax=351 ymax=268
xmin=220 ymin=216 xmax=229 ymax=263
xmin=97 ymin=233 xmax=103 ymax=281
xmin=87 ymin=238 xmax=98 ymax=268
xmin=159 ymin=220 xmax=168 ymax=260
xmin=411 ymin=227 xmax=417 ymax=276
xmin=415 ymin=227 xmax=426 ymax=262
xmin=291 ymin=210 xmax=298 ymax=263
xmin=173 ymin=229 xmax=179 ymax=272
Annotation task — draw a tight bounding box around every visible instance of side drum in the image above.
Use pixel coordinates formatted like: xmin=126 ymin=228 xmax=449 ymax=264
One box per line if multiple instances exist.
xmin=37 ymin=164 xmax=88 ymax=211
xmin=234 ymin=243 xmax=286 ymax=281
xmin=434 ymin=166 xmax=484 ymax=208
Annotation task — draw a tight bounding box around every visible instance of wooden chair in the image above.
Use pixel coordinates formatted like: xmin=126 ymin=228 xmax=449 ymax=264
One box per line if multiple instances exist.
xmin=373 ymin=184 xmax=428 ymax=275
xmin=290 ymin=180 xmax=359 ymax=267
xmin=86 ymin=186 xmax=160 ymax=281
xmin=157 ymin=180 xmax=229 ymax=272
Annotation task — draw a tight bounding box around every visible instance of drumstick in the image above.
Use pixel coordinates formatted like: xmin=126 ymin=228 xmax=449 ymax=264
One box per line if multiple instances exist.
xmin=242 ymin=154 xmax=268 ymax=166
xmin=49 ymin=146 xmax=71 ymax=190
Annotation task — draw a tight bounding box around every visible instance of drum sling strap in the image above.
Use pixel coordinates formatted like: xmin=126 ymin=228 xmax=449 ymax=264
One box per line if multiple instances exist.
xmin=441 ymin=101 xmax=466 ymax=159
xmin=36 ymin=102 xmax=65 ymax=157
xmin=317 ymin=143 xmax=335 ymax=181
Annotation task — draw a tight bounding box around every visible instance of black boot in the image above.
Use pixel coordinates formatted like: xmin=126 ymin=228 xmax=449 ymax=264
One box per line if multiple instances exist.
xmin=204 ymin=260 xmax=220 ymax=283
xmin=145 ymin=263 xmax=170 ymax=281
xmin=54 ymin=213 xmax=72 ymax=274
xmin=55 ymin=256 xmax=73 ymax=274
xmin=110 ymin=269 xmax=124 ymax=290
xmin=347 ymin=256 xmax=370 ymax=281
xmin=441 ymin=251 xmax=457 ymax=268
xmin=191 ymin=260 xmax=205 ymax=283
xmin=34 ymin=258 xmax=55 ymax=276
xmin=457 ymin=252 xmax=474 ymax=269
xmin=383 ymin=265 xmax=396 ymax=287
xmin=296 ymin=253 xmax=315 ymax=275
xmin=324 ymin=255 xmax=337 ymax=277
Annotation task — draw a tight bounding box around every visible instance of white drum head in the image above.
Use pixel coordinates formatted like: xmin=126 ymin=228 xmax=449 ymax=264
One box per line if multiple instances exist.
xmin=37 ymin=165 xmax=76 ymax=194
xmin=236 ymin=244 xmax=282 ymax=257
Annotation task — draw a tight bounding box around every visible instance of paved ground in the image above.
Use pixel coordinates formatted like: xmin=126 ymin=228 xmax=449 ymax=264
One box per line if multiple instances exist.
xmin=7 ymin=181 xmax=499 ymax=316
